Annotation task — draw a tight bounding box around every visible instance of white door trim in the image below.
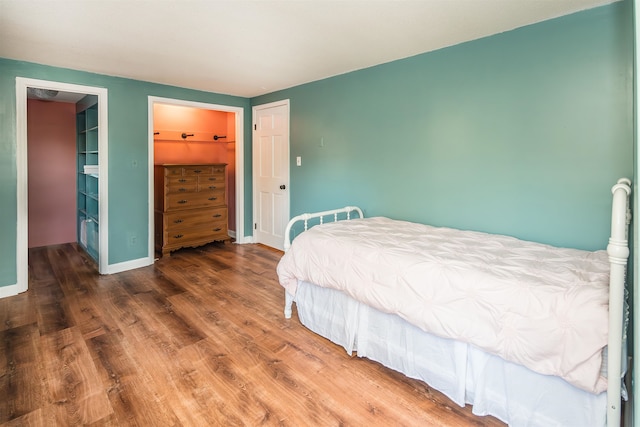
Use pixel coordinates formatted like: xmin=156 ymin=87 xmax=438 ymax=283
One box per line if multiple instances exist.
xmin=15 ymin=77 xmax=109 ymax=294
xmin=252 ymin=99 xmax=290 ymax=249
xmin=147 ymin=96 xmax=247 ymax=260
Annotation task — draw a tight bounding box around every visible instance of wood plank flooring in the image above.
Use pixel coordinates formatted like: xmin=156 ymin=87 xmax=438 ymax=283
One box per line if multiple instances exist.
xmin=1 ymin=242 xmax=505 ymax=426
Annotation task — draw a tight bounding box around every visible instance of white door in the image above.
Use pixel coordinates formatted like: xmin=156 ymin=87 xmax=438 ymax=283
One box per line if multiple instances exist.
xmin=253 ymin=100 xmax=290 ymax=250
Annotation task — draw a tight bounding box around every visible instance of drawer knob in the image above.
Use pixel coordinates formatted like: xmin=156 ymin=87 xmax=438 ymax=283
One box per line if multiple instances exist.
xmin=174 ymin=219 xmax=184 ymax=223
xmin=179 ymin=179 xmax=187 ymax=183
xmin=193 ymin=170 xmax=202 ymax=173
xmin=209 ymin=186 xmax=217 ymax=190
xmin=213 ymin=214 xmax=222 ymax=218
xmin=213 ymin=228 xmax=222 ymax=232
xmin=178 ymin=200 xmax=188 ymax=204
xmin=208 ymin=177 xmax=217 ymax=181
xmin=174 ymin=234 xmax=184 ymax=239
xmin=208 ymin=197 xmax=217 ymax=201
xmin=178 ymin=188 xmax=187 ymax=192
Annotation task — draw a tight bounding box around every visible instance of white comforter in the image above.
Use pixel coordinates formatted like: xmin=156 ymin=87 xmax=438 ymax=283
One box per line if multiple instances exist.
xmin=277 ymin=217 xmax=610 ymax=394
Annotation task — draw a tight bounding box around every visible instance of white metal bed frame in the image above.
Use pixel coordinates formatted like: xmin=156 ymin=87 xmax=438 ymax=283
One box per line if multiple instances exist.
xmin=281 ymin=179 xmax=631 ymax=427
xmin=282 ymin=206 xmax=364 ymax=319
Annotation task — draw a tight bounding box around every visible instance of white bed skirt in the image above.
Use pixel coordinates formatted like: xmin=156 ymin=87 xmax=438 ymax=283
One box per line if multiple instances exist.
xmin=294 ymin=280 xmax=607 ymax=427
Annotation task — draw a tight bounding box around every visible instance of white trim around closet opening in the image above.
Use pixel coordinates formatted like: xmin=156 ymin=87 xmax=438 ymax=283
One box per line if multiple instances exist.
xmin=147 ymin=96 xmax=246 ymax=263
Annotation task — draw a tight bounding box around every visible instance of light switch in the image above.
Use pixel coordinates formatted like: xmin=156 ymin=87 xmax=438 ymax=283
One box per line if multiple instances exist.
xmin=296 ymin=156 xmax=302 ymax=166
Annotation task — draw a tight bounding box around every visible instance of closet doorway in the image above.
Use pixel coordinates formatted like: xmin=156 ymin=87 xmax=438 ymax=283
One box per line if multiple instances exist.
xmin=147 ymin=97 xmax=245 ymax=259
xmin=15 ymin=78 xmax=108 ymax=295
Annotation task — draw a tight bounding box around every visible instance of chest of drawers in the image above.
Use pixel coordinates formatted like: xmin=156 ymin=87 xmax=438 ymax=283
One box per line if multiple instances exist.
xmin=154 ymin=164 xmax=228 ymax=256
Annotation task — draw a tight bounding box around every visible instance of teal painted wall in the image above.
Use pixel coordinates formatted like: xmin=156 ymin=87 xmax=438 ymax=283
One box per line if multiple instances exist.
xmin=253 ymin=1 xmax=633 ymax=251
xmin=0 ymin=59 xmax=252 ymax=288
xmin=0 ymin=2 xmax=633 ymax=290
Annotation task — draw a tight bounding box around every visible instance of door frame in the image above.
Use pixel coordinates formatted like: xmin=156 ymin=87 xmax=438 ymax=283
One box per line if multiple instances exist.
xmin=147 ymin=96 xmax=246 ymax=257
xmin=252 ymin=99 xmax=290 ymax=249
xmin=14 ymin=77 xmax=109 ymax=295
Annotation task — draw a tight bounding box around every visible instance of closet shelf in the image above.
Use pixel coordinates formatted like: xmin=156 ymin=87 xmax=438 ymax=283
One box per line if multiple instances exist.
xmin=79 ymin=209 xmax=99 ymax=224
xmin=77 ymin=102 xmax=100 ymax=263
xmin=79 ymin=190 xmax=99 ymax=201
xmin=79 ymin=126 xmax=98 ymax=134
xmin=154 ymin=130 xmax=233 ymax=142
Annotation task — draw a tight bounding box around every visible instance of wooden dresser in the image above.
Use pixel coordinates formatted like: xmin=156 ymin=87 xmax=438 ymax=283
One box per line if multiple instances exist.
xmin=154 ymin=164 xmax=228 ymax=256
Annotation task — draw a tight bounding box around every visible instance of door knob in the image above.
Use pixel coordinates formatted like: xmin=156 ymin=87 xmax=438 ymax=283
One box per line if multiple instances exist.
xmin=280 ymin=184 xmax=286 ymax=190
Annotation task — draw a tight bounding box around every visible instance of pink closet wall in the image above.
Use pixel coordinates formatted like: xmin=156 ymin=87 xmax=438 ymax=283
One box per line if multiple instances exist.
xmin=27 ymin=99 xmax=77 ymax=248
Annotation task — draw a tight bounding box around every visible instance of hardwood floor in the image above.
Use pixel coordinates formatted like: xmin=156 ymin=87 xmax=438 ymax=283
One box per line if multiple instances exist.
xmin=1 ymin=242 xmax=505 ymax=426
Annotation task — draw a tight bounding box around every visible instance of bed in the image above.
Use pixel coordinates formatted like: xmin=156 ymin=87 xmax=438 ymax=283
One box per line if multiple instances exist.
xmin=276 ymin=178 xmax=632 ymax=427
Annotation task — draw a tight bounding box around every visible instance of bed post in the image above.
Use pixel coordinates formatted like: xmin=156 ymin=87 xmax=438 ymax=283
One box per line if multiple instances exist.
xmin=607 ymin=178 xmax=632 ymax=427
xmin=284 ymin=291 xmax=294 ymax=319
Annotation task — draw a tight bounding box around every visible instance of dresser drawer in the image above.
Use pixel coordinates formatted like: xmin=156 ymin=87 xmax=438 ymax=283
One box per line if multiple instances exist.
xmin=165 ymin=225 xmax=228 ymax=246
xmin=211 ymin=164 xmax=226 ymax=174
xmin=183 ymin=165 xmax=214 ymax=175
xmin=166 ymin=183 xmax=198 ymax=194
xmin=166 ymin=175 xmax=197 ymax=186
xmin=195 ymin=188 xmax=226 ymax=205
xmin=165 ymin=207 xmax=227 ymax=231
xmin=199 ymin=181 xmax=225 ymax=192
xmin=164 ymin=166 xmax=185 ymax=176
xmin=165 ymin=190 xmax=225 ymax=210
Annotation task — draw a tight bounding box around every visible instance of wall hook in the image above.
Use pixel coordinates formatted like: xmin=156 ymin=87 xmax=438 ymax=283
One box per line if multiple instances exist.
xmin=181 ymin=133 xmax=194 ymax=139
xmin=213 ymin=135 xmax=227 ymax=141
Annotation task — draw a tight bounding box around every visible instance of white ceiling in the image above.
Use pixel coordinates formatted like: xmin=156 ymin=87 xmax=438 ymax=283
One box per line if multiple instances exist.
xmin=0 ymin=0 xmax=617 ymax=98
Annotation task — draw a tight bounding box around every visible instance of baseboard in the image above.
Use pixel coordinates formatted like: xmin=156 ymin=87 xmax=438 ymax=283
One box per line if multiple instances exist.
xmin=0 ymin=283 xmax=25 ymax=299
xmin=104 ymin=256 xmax=154 ymax=274
xmin=233 ymin=235 xmax=254 ymax=244
xmin=228 ymin=230 xmax=255 ymax=244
